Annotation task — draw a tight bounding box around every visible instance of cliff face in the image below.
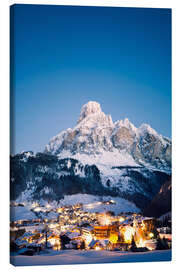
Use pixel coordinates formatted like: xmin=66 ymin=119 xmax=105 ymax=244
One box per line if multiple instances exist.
xmin=45 ymin=101 xmax=171 ymax=172
xmin=143 ymin=179 xmax=172 ymax=217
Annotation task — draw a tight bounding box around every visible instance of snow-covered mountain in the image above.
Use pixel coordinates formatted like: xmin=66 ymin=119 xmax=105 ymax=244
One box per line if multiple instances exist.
xmin=10 ymin=101 xmax=171 ymax=214
xmin=45 ymin=101 xmax=171 ymax=172
xmin=10 ymin=152 xmax=171 ymax=211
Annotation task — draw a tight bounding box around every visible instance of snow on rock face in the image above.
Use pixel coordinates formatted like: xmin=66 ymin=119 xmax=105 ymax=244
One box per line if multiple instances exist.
xmin=45 ymin=130 xmax=68 ymax=153
xmin=138 ymin=123 xmax=157 ymax=137
xmin=77 ymin=101 xmax=102 ymax=123
xmin=76 ymin=101 xmax=113 ymax=129
xmin=45 ymin=101 xmax=171 ymax=172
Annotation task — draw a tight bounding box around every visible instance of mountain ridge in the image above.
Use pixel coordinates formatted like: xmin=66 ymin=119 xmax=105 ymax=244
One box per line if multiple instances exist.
xmin=10 ymin=101 xmax=171 ymax=215
xmin=45 ymin=101 xmax=171 ymax=172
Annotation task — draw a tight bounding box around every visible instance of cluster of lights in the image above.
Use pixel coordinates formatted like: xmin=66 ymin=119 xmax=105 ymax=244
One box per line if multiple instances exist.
xmin=46 ymin=204 xmax=51 ymax=209
xmin=33 ymin=207 xmax=42 ymax=212
xmin=13 ymin=199 xmax=159 ymax=252
xmin=110 ymin=200 xmax=115 ymax=204
xmin=136 ymin=238 xmax=145 ymax=248
xmin=86 ymin=204 xmax=94 ymax=209
xmin=99 ymin=214 xmax=111 ymax=226
xmin=84 ymin=234 xmax=93 ymax=245
xmin=119 ymin=217 xmax=125 ymax=223
xmin=123 ymin=226 xmax=135 ymax=243
xmin=148 ymin=232 xmax=154 ymax=238
xmin=109 ymin=233 xmax=118 ymax=244
xmin=31 ymin=202 xmax=39 ymax=208
xmin=48 ymin=223 xmax=59 ymax=229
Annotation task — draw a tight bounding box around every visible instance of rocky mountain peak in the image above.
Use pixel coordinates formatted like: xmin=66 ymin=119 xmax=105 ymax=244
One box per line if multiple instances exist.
xmin=77 ymin=101 xmax=103 ymax=123
xmin=45 ymin=101 xmax=171 ymax=172
xmin=115 ymin=118 xmax=137 ymax=134
xmin=138 ymin=123 xmax=157 ymax=136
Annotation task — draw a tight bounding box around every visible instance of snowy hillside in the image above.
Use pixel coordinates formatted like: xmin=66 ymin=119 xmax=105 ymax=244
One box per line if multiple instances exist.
xmin=10 ymin=194 xmax=140 ymax=223
xmin=10 ymin=152 xmax=171 ymax=211
xmin=57 ymin=194 xmax=140 ymax=214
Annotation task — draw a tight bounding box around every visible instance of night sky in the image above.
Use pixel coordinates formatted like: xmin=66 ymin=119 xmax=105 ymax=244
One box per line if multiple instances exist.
xmin=10 ymin=4 xmax=171 ymax=153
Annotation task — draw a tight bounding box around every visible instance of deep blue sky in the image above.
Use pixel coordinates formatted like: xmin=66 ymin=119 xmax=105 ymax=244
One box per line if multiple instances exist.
xmin=11 ymin=4 xmax=171 ymax=154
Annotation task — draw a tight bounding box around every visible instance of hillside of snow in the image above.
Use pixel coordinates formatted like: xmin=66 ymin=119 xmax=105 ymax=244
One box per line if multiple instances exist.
xmin=58 ymin=194 xmax=140 ymax=214
xmin=10 ymin=194 xmax=140 ymax=223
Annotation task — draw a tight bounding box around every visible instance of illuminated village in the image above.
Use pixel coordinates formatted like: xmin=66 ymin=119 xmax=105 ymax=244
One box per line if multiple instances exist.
xmin=10 ymin=199 xmax=171 ymax=256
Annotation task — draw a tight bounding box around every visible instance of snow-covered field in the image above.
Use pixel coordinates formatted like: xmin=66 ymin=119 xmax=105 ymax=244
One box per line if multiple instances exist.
xmin=10 ymin=249 xmax=171 ymax=266
xmin=10 ymin=194 xmax=140 ymax=222
xmin=59 ymin=194 xmax=140 ymax=214
xmin=10 ymin=206 xmax=37 ymax=221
